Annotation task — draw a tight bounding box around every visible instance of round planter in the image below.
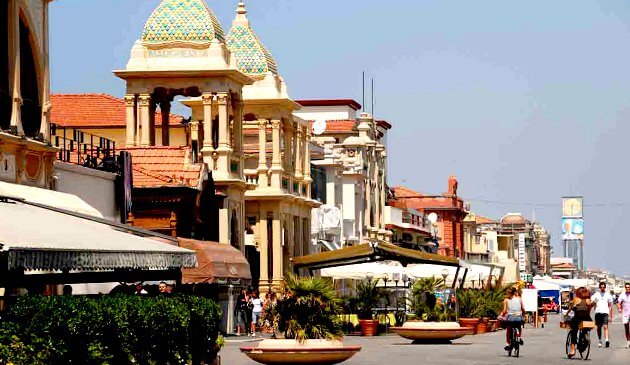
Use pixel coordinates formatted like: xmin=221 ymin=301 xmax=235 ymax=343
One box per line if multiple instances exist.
xmin=240 ymin=339 xmax=361 ymax=365
xmin=391 ymin=321 xmax=474 ymax=342
xmin=476 ymin=318 xmax=489 ymax=334
xmin=359 ymin=319 xmax=378 ymax=337
xmin=458 ymin=318 xmax=480 ymax=334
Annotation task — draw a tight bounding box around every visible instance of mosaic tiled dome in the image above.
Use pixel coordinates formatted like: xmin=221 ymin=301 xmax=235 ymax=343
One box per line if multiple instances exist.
xmin=141 ymin=0 xmax=225 ymax=46
xmin=226 ymin=2 xmax=278 ymax=75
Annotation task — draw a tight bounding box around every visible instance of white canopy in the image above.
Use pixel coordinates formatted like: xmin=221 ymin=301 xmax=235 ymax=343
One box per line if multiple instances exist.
xmin=532 ymin=279 xmax=561 ymax=291
xmin=406 ymin=262 xmax=493 ymax=286
xmin=320 ymin=261 xmax=405 ymax=281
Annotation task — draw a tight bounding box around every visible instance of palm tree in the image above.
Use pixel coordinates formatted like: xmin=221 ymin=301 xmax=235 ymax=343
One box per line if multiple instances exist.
xmin=263 ymin=274 xmax=343 ymax=342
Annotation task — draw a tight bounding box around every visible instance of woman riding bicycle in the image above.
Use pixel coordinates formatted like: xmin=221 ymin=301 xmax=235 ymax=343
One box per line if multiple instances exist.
xmin=502 ymin=287 xmax=525 ymax=352
xmin=567 ymin=287 xmax=593 ymax=358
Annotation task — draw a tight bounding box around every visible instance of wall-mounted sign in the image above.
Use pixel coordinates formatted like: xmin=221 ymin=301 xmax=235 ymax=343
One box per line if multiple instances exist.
xmin=518 ymin=233 xmax=526 ymax=272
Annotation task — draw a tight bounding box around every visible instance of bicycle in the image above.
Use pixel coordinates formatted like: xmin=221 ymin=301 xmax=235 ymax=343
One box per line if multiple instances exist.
xmin=565 ymin=323 xmax=592 ymax=360
xmin=506 ymin=323 xmax=522 ymax=357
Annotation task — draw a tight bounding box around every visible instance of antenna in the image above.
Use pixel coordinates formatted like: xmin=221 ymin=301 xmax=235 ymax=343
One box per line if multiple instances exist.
xmin=371 ymin=78 xmax=375 ymax=116
xmin=362 ymin=71 xmax=365 ymax=112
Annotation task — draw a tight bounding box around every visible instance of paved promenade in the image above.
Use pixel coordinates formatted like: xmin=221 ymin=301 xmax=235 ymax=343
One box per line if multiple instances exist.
xmin=221 ymin=314 xmax=630 ymax=365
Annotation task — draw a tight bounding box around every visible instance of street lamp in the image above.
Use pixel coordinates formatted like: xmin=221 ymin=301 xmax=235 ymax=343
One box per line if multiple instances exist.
xmin=441 ymin=268 xmax=449 ymax=287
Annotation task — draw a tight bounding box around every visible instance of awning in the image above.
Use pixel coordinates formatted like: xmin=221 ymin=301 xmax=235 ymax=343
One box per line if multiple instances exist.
xmin=179 ymin=238 xmax=251 ymax=285
xmin=0 ymin=197 xmax=197 ymax=272
xmin=292 ymin=241 xmax=460 ymax=271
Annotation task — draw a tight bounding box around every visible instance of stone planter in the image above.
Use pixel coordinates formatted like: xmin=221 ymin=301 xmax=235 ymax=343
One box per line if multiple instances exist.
xmin=476 ymin=318 xmax=489 ymax=334
xmin=458 ymin=318 xmax=480 ymax=334
xmin=359 ymin=319 xmax=378 ymax=337
xmin=391 ymin=321 xmax=474 ymax=342
xmin=240 ymin=339 xmax=361 ymax=365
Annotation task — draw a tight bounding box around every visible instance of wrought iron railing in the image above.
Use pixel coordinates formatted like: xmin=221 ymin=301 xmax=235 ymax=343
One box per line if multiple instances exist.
xmin=51 ymin=124 xmax=118 ymax=173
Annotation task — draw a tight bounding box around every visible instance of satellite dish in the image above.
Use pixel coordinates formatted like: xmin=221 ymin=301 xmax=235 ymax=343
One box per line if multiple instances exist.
xmin=312 ymin=120 xmax=327 ymax=135
xmin=427 ymin=213 xmax=438 ymax=224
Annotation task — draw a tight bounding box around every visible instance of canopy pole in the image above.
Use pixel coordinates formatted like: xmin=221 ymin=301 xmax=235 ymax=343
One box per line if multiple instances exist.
xmin=451 ymin=266 xmax=461 ymax=289
xmin=459 ymin=268 xmax=469 ymax=290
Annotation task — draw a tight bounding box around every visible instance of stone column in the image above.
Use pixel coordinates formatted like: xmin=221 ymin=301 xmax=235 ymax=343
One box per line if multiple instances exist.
xmin=284 ymin=121 xmax=293 ymax=191
xmin=216 ymin=93 xmax=231 ymax=174
xmin=8 ymin=0 xmax=22 ymax=134
xmin=303 ymin=128 xmax=312 ymax=197
xmin=138 ymin=94 xmax=152 ymax=147
xmin=201 ymin=93 xmax=214 ymax=168
xmin=160 ymin=100 xmax=171 ymax=146
xmin=232 ymin=96 xmax=243 ymax=179
xmin=294 ymin=124 xmax=303 ymax=185
xmin=258 ymin=210 xmax=269 ymax=294
xmin=124 ymin=95 xmax=136 ymax=147
xmin=380 ymin=151 xmax=387 ymax=229
xmin=219 ymin=200 xmax=229 ymax=244
xmin=272 ymin=209 xmax=283 ymax=289
xmin=270 ymin=119 xmax=283 ymax=189
xmin=257 ymin=120 xmax=268 ymax=187
xmin=149 ymin=100 xmax=156 ymax=146
xmin=39 ymin=2 xmax=51 ymax=141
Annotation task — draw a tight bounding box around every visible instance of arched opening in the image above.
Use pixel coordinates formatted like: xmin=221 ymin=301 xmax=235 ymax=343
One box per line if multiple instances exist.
xmin=0 ymin=3 xmax=10 ymax=130
xmin=19 ymin=17 xmax=40 ymax=138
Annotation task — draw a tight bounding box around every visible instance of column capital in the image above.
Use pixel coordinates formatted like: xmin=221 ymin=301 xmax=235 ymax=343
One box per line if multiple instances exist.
xmin=138 ymin=94 xmax=151 ymax=106
xmin=271 ymin=119 xmax=281 ymax=129
xmin=124 ymin=94 xmax=135 ymax=106
xmin=295 ymin=124 xmax=304 ymax=136
xmin=216 ymin=93 xmax=229 ymax=104
xmin=258 ymin=119 xmax=268 ymax=128
xmin=202 ymin=93 xmax=214 ymax=105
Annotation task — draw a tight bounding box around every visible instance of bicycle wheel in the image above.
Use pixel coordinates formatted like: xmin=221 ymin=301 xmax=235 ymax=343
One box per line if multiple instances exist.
xmin=579 ymin=331 xmax=590 ymax=360
xmin=513 ymin=338 xmax=520 ymax=358
xmin=566 ymin=331 xmax=572 ymax=358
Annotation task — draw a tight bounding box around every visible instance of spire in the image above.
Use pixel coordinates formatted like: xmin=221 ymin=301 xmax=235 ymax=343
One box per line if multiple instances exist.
xmin=233 ymin=1 xmax=249 ymax=27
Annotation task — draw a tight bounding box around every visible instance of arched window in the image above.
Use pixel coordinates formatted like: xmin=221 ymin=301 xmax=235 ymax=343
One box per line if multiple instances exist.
xmin=0 ymin=3 xmax=10 ymax=131
xmin=19 ymin=17 xmax=41 ymax=138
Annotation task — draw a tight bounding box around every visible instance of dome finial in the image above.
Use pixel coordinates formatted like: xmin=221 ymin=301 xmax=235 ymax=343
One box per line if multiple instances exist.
xmin=234 ymin=1 xmax=249 ymax=26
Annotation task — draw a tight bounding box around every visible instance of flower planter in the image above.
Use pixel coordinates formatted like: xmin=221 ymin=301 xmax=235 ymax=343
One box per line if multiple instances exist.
xmin=240 ymin=339 xmax=361 ymax=365
xmin=476 ymin=318 xmax=489 ymax=334
xmin=391 ymin=321 xmax=474 ymax=342
xmin=359 ymin=319 xmax=378 ymax=337
xmin=458 ymin=318 xmax=480 ymax=334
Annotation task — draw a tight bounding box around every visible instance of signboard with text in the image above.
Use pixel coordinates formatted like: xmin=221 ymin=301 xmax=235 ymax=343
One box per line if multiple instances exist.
xmin=518 ymin=233 xmax=526 ymax=272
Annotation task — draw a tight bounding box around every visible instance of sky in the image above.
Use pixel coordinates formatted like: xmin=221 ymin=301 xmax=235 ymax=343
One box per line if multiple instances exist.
xmin=49 ymin=0 xmax=630 ymax=276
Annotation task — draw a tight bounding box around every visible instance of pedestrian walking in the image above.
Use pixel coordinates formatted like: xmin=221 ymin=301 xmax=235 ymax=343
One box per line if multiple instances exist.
xmin=617 ymin=282 xmax=630 ymax=349
xmin=235 ymin=289 xmax=249 ymax=336
xmin=591 ymin=282 xmax=613 ymax=348
xmin=250 ymin=291 xmax=263 ymax=337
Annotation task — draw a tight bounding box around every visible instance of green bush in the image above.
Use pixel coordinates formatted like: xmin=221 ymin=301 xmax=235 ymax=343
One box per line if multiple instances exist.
xmin=0 ymin=295 xmax=222 ymax=365
xmin=263 ymin=275 xmax=343 ymax=342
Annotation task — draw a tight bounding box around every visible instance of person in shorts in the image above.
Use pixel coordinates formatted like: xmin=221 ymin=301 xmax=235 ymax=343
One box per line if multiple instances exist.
xmin=617 ymin=282 xmax=630 ymax=349
xmin=591 ymin=282 xmax=613 ymax=347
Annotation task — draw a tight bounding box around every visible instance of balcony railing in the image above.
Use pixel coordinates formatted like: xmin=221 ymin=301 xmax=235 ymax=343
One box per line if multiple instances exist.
xmin=51 ymin=124 xmax=118 ymax=173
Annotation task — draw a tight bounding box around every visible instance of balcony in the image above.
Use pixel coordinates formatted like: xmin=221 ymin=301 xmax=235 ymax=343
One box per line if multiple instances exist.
xmin=51 ymin=124 xmax=119 ymax=174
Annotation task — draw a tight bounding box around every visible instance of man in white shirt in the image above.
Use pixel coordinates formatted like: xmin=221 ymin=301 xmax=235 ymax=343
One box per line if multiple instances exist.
xmin=591 ymin=282 xmax=613 ymax=348
xmin=617 ymin=282 xmax=630 ymax=349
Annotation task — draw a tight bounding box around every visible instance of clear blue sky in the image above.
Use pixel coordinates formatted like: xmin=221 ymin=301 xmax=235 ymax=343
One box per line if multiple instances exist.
xmin=50 ymin=0 xmax=630 ymax=276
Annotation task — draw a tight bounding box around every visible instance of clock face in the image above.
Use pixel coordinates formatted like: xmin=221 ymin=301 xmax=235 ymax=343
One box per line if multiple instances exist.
xmin=563 ymin=198 xmax=583 ymax=217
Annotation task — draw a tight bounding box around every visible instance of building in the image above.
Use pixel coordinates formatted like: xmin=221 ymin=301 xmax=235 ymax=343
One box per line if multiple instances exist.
xmin=551 ymin=257 xmax=578 ymax=279
xmin=297 ymin=99 xmax=392 ymax=249
xmin=462 ymin=213 xmax=497 ymax=263
xmin=0 ymin=0 xmax=197 ymax=294
xmin=383 ymin=205 xmax=435 ymax=252
xmin=389 ymin=177 xmax=467 ymax=259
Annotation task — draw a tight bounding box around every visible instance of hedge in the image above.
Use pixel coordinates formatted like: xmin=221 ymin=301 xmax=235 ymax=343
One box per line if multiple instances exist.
xmin=0 ymin=295 xmax=222 ymax=365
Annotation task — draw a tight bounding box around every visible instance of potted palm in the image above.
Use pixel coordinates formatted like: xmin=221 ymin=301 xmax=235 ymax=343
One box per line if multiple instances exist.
xmin=351 ymin=279 xmax=388 ymax=336
xmin=240 ymin=275 xmax=361 ymax=365
xmin=456 ymin=289 xmax=483 ymax=334
xmin=390 ymin=277 xmax=473 ymax=342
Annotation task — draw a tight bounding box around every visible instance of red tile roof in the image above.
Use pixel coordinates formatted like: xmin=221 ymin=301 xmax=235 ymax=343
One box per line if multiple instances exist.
xmin=120 ymin=147 xmax=203 ymax=188
xmin=390 ymin=186 xmax=465 ymax=211
xmin=51 ymin=94 xmax=184 ymax=128
xmin=308 ymin=120 xmax=357 ymax=134
xmin=475 ymin=215 xmax=496 ymax=224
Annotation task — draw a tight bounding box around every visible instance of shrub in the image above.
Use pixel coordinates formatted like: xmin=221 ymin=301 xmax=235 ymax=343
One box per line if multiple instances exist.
xmin=0 ymin=294 xmax=222 ymax=365
xmin=263 ymin=275 xmax=343 ymax=342
xmin=410 ymin=277 xmax=455 ymax=322
xmin=350 ymin=279 xmax=389 ymax=320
